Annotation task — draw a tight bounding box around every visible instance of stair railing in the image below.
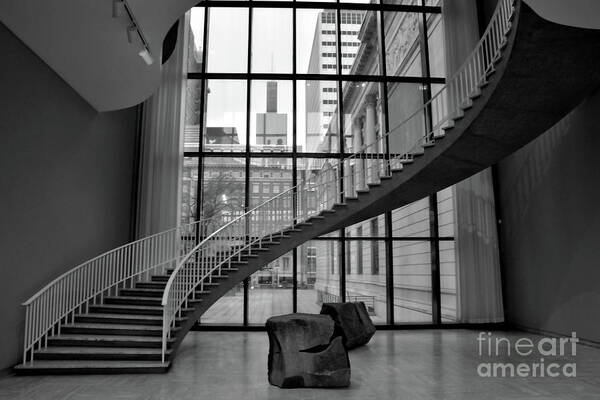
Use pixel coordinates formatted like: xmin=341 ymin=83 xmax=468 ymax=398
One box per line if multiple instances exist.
xmin=334 ymin=0 xmax=517 ymax=203
xmin=21 ymin=216 xmax=219 ymax=364
xmin=161 ymin=0 xmax=516 ymax=363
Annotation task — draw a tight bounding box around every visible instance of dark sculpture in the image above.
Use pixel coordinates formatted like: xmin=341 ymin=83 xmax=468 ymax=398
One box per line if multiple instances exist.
xmin=266 ymin=313 xmax=351 ymax=388
xmin=320 ymin=302 xmax=376 ymax=349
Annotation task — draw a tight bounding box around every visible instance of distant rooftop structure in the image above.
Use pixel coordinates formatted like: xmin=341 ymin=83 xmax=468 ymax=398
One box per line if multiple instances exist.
xmin=206 ymin=127 xmax=240 ymax=145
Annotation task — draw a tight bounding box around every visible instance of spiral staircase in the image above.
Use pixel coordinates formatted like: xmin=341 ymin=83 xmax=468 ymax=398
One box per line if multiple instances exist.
xmin=14 ymin=0 xmax=600 ymax=374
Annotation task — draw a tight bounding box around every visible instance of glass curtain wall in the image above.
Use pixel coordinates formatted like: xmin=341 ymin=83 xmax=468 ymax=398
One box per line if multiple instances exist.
xmin=182 ymin=0 xmax=456 ymax=326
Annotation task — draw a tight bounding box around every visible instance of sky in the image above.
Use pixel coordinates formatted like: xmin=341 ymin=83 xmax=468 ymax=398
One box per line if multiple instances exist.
xmin=189 ymin=7 xmax=321 ymax=149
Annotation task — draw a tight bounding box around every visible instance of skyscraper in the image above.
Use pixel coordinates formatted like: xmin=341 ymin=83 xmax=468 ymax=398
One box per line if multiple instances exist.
xmin=305 ymin=10 xmax=366 ymax=153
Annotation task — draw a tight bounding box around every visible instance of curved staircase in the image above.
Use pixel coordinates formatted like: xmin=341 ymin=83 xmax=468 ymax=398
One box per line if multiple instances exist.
xmin=14 ymin=0 xmax=600 ymax=374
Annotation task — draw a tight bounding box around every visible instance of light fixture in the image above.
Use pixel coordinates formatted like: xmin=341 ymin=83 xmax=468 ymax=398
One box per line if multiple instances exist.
xmin=116 ymin=0 xmax=154 ymax=67
xmin=127 ymin=25 xmax=137 ymax=44
xmin=112 ymin=0 xmax=126 ymax=18
xmin=138 ymin=49 xmax=154 ymax=66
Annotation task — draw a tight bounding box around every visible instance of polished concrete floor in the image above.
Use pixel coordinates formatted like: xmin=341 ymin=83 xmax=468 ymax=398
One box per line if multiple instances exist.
xmin=1 ymin=330 xmax=599 ymax=399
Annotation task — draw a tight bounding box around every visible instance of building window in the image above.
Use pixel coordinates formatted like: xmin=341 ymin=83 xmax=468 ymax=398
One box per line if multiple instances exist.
xmin=182 ymin=3 xmax=450 ymax=326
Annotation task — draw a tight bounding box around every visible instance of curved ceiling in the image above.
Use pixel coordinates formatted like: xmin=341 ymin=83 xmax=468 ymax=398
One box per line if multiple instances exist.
xmin=524 ymin=0 xmax=600 ymax=29
xmin=1 ymin=1 xmax=598 ymax=112
xmin=0 ymin=0 xmax=197 ymax=112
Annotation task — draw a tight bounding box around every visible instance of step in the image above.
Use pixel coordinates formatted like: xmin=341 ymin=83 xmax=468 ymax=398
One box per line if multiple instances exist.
xmin=250 ymin=246 xmax=270 ymax=252
xmin=14 ymin=360 xmax=170 ymax=375
xmin=356 ymin=189 xmax=370 ymax=194
xmin=307 ymin=215 xmax=325 ymax=221
xmin=400 ymin=158 xmax=414 ymax=165
xmin=295 ymin=222 xmax=312 ymax=227
xmin=319 ymin=209 xmax=336 ymax=214
xmin=105 ymin=296 xmax=162 ymax=306
xmin=379 ymin=175 xmax=393 ymax=180
xmin=166 ymin=266 xmax=239 ymax=275
xmin=120 ymin=288 xmax=167 ymax=298
xmin=333 ymin=203 xmax=348 ymax=208
xmin=461 ymin=99 xmax=474 ymax=110
xmin=48 ymin=334 xmax=174 ymax=349
xmin=61 ymin=323 xmax=176 ymax=337
xmin=344 ymin=196 xmax=359 ymax=201
xmin=453 ymin=109 xmax=466 ymax=120
xmin=367 ymin=183 xmax=381 ymax=188
xmin=88 ymin=304 xmax=193 ymax=316
xmin=75 ymin=313 xmax=186 ymax=326
xmin=152 ymin=275 xmax=223 ymax=284
xmin=33 ymin=346 xmax=171 ymax=362
xmin=469 ymin=88 xmax=482 ymax=100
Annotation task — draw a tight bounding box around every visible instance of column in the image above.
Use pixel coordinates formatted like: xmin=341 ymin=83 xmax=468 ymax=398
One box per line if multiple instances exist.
xmin=364 ymin=94 xmax=378 ymax=184
xmin=353 ymin=118 xmax=365 ymax=193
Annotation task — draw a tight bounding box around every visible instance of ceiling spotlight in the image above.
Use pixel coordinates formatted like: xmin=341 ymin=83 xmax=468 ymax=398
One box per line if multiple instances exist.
xmin=127 ymin=25 xmax=137 ymax=44
xmin=112 ymin=0 xmax=126 ymax=18
xmin=138 ymin=49 xmax=154 ymax=66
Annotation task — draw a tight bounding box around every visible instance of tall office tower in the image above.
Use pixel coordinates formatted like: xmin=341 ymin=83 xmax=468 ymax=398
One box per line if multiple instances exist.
xmin=256 ymin=81 xmax=288 ymax=147
xmin=305 ymin=10 xmax=365 ymax=153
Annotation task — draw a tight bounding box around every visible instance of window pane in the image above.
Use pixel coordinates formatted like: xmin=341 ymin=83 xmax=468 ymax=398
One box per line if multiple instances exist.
xmin=297 ymin=9 xmax=338 ymax=75
xmin=440 ymin=239 xmax=457 ymax=322
xmin=201 ymin=157 xmax=246 ymax=221
xmin=248 ymin=252 xmax=294 ymax=324
xmin=300 ymin=240 xmax=341 ymax=312
xmin=384 ymin=12 xmax=423 ymax=77
xmin=345 ymin=240 xmax=386 ymax=324
xmin=184 ymin=79 xmax=203 ymax=152
xmin=204 ymin=80 xmax=247 ymax=152
xmin=187 ymin=8 xmax=205 ymax=73
xmin=341 ymin=10 xmax=380 ymax=75
xmin=393 ymin=240 xmax=432 ymax=323
xmin=386 ymin=82 xmax=426 ymax=157
xmin=437 ymin=186 xmax=454 ymax=237
xmin=427 ymin=13 xmax=446 ymax=78
xmin=207 ymin=8 xmax=248 ymax=73
xmin=392 ymin=197 xmax=430 ymax=237
xmin=345 ymin=215 xmax=386 ymax=237
xmin=199 ymin=286 xmax=244 ymax=325
xmin=251 ymin=9 xmax=292 ymax=73
xmin=249 ymin=158 xmax=293 ymax=210
xmin=250 ymin=80 xmax=293 ymax=152
xmin=297 ymin=158 xmax=340 ymax=217
xmin=343 ymin=81 xmax=385 ymax=185
xmin=181 ymin=157 xmax=199 ymax=224
xmin=297 ymin=80 xmax=340 ymax=153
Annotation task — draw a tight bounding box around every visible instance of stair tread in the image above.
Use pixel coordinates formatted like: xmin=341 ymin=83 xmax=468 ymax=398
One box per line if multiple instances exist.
xmin=106 ymin=296 xmax=162 ymax=301
xmin=79 ymin=313 xmax=185 ymax=321
xmin=63 ymin=323 xmax=165 ymax=330
xmin=36 ymin=346 xmax=170 ymax=355
xmin=51 ymin=334 xmax=171 ymax=342
xmin=14 ymin=360 xmax=169 ymax=370
xmin=90 ymin=304 xmax=164 ymax=311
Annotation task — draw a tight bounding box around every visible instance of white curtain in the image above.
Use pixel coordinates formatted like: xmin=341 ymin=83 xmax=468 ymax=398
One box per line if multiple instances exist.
xmin=136 ymin=18 xmax=187 ymax=237
xmin=444 ymin=0 xmax=504 ymax=322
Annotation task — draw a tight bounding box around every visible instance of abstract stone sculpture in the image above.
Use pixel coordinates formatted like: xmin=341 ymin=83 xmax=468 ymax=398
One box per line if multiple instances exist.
xmin=266 ymin=313 xmax=351 ymax=388
xmin=320 ymin=302 xmax=376 ymax=349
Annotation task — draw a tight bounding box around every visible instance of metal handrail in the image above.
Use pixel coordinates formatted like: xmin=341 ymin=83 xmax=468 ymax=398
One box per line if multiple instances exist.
xmin=160 ymin=0 xmax=516 ymax=363
xmin=21 ymin=216 xmax=219 ymax=364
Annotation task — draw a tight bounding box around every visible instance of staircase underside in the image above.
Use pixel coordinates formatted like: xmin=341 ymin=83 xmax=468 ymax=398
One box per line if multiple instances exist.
xmin=15 ymin=1 xmax=600 ymax=375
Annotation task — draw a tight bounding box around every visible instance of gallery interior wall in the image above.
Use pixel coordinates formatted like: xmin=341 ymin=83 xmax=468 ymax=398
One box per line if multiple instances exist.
xmin=496 ymin=89 xmax=600 ymax=344
xmin=0 ymin=22 xmax=139 ymax=370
